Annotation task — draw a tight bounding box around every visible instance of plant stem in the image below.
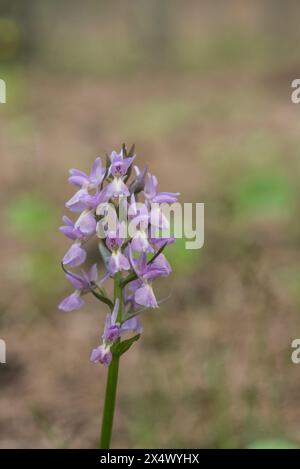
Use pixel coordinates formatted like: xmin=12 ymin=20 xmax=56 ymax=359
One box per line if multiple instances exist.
xmin=99 ymin=273 xmax=122 ymax=449
xmin=99 ymin=352 xmax=120 ymax=449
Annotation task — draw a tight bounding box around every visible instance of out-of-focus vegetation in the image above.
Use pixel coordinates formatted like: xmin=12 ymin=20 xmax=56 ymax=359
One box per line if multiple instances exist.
xmin=1 ymin=0 xmax=300 ymax=448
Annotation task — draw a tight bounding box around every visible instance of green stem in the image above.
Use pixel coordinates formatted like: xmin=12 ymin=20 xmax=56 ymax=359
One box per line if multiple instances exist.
xmin=99 ymin=353 xmax=120 ymax=449
xmin=99 ymin=273 xmax=122 ymax=449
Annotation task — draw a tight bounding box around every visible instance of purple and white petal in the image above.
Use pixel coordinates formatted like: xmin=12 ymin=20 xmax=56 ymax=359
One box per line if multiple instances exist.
xmin=59 ymin=225 xmax=78 ymax=240
xmin=134 ymin=283 xmax=158 ymax=308
xmin=119 ymin=253 xmax=130 ymax=271
xmin=152 ymin=192 xmax=180 ymax=204
xmin=144 ymin=174 xmax=158 ymax=200
xmin=122 ymin=316 xmax=143 ymax=334
xmin=90 ymin=345 xmax=112 ymax=367
xmin=150 ymin=205 xmax=170 ymax=230
xmin=66 ymin=272 xmax=86 ymax=290
xmin=75 ymin=211 xmax=96 ymax=236
xmin=87 ymin=263 xmax=98 ymax=283
xmin=59 ymin=291 xmax=85 ymax=312
xmin=150 ymin=254 xmax=172 ymax=276
xmin=131 ymin=230 xmax=153 ymax=253
xmin=111 ymin=299 xmax=119 ymax=325
xmin=65 ymin=189 xmax=90 ymax=212
xmin=68 ymin=169 xmax=89 ymax=187
xmin=89 ymin=157 xmax=106 ymax=186
xmin=63 ymin=243 xmax=86 ymax=268
xmin=108 ymin=251 xmax=130 ymax=274
xmin=105 ymin=178 xmax=130 ymax=199
xmin=149 ymin=236 xmax=175 ymax=250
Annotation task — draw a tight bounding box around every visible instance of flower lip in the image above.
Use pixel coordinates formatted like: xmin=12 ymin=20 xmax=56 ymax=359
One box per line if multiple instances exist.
xmin=62 ymin=243 xmax=86 ymax=268
xmin=90 ymin=345 xmax=112 ymax=367
xmin=59 ymin=290 xmax=85 ymax=312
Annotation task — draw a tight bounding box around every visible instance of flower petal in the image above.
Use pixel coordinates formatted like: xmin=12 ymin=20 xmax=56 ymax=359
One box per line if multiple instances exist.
xmin=105 ymin=178 xmax=130 ymax=199
xmin=66 ymin=189 xmax=90 ymax=212
xmin=89 ymin=157 xmax=105 ymax=186
xmin=122 ymin=316 xmax=143 ymax=334
xmin=135 ymin=284 xmax=158 ymax=308
xmin=68 ymin=169 xmax=89 ymax=187
xmin=63 ymin=243 xmax=86 ymax=267
xmin=59 ymin=291 xmax=84 ymax=312
xmin=90 ymin=345 xmax=112 ymax=366
xmin=75 ymin=211 xmax=96 ymax=236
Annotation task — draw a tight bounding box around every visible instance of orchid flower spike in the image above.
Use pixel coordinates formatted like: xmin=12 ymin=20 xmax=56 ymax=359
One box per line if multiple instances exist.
xmin=59 ymin=145 xmax=179 ymax=366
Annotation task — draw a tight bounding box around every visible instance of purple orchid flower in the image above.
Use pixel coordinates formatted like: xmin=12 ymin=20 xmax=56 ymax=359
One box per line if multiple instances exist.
xmin=68 ymin=157 xmax=106 ymax=189
xmin=105 ymin=149 xmax=135 ymax=199
xmin=131 ymin=227 xmax=153 ymax=253
xmin=60 ymin=215 xmax=83 ymax=240
xmin=128 ymin=278 xmax=158 ymax=308
xmin=59 ymin=264 xmax=98 ymax=312
xmin=62 ymin=242 xmax=87 ymax=268
xmin=144 ymin=173 xmax=180 ymax=204
xmin=60 ymin=146 xmax=177 ymax=374
xmin=108 ymin=150 xmax=136 ymax=178
xmin=128 ymin=248 xmax=171 ymax=308
xmin=74 ymin=210 xmax=97 ymax=236
xmin=90 ymin=345 xmax=112 ymax=367
xmin=90 ymin=298 xmax=143 ymax=367
xmin=144 ymin=173 xmax=180 ymax=230
xmin=102 ymin=299 xmax=122 ymax=342
xmin=106 ymin=225 xmax=130 ymax=275
xmin=102 ymin=298 xmax=143 ymax=342
xmin=60 ymin=211 xmax=96 ymax=240
xmin=66 ymin=187 xmax=107 ymax=213
xmin=128 ymin=194 xmax=153 ymax=253
xmin=122 ymin=316 xmax=143 ymax=334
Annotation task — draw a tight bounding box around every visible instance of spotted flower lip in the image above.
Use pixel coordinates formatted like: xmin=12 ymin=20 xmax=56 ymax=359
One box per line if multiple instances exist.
xmin=106 ymin=236 xmax=130 ymax=275
xmin=104 ymin=223 xmax=130 ymax=275
xmin=104 ymin=177 xmax=130 ymax=199
xmin=105 ymin=150 xmax=136 ymax=198
xmin=90 ymin=344 xmax=112 ymax=367
xmin=108 ymin=150 xmax=136 ymax=178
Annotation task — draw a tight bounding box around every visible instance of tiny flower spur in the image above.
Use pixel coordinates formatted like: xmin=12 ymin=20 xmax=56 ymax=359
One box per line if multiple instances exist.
xmin=59 ymin=145 xmax=179 ymax=448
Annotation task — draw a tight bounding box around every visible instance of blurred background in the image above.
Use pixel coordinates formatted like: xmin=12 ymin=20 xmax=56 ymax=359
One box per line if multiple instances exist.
xmin=1 ymin=0 xmax=300 ymax=449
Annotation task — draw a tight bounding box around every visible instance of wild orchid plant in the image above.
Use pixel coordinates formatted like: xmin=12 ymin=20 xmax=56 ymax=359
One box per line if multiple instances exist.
xmin=59 ymin=145 xmax=179 ymax=448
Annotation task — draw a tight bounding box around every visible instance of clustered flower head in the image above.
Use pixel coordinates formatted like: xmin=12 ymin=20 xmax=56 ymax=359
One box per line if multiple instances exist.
xmin=59 ymin=145 xmax=179 ymax=366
